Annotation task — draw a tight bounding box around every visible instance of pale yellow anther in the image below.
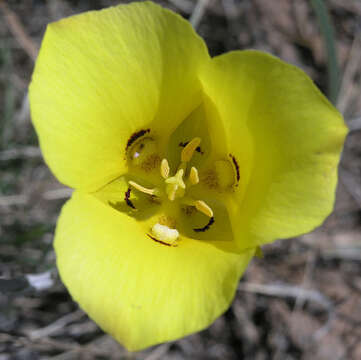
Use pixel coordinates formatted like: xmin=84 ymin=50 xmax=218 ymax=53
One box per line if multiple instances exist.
xmin=151 ymin=223 xmax=179 ymax=245
xmin=181 ymin=137 xmax=201 ymax=162
xmin=160 ymin=158 xmax=170 ymax=179
xmin=129 ymin=181 xmax=157 ymax=196
xmin=189 ymin=166 xmax=199 ymax=185
xmin=194 ymin=200 xmax=214 ymax=218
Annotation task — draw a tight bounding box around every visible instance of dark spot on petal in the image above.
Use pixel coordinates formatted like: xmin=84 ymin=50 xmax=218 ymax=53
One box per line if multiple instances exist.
xmin=140 ymin=154 xmax=161 ymax=172
xmin=124 ymin=187 xmax=136 ymax=209
xmin=179 ymin=141 xmax=204 ymax=154
xmin=182 ymin=205 xmax=196 ymax=216
xmin=193 ymin=217 xmax=215 ymax=232
xmin=126 ymin=129 xmax=150 ymax=151
xmin=147 ymin=233 xmax=177 ymax=247
xmin=229 ymin=154 xmax=240 ymax=182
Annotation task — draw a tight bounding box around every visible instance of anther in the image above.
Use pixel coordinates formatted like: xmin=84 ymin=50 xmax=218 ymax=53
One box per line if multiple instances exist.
xmin=189 ymin=166 xmax=199 ymax=185
xmin=160 ymin=158 xmax=170 ymax=179
xmin=129 ymin=180 xmax=158 ymax=196
xmin=151 ymin=223 xmax=179 ymax=246
xmin=181 ymin=137 xmax=201 ymax=162
xmin=194 ymin=200 xmax=214 ymax=218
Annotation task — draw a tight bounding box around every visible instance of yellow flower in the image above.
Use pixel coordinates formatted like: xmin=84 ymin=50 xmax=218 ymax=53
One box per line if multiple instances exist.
xmin=29 ymin=1 xmax=347 ymax=351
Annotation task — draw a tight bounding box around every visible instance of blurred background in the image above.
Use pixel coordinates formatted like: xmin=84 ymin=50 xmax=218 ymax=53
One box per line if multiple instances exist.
xmin=0 ymin=0 xmax=360 ymax=359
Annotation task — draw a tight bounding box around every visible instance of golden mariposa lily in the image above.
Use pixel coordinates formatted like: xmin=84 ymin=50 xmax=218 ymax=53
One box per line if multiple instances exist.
xmin=29 ymin=1 xmax=347 ymax=351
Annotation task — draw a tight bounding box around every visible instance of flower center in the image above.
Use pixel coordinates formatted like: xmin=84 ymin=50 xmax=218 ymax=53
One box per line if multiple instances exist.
xmin=128 ymin=137 xmax=215 ymax=246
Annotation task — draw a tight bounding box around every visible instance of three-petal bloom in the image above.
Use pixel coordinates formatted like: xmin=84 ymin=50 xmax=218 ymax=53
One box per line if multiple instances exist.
xmin=29 ymin=1 xmax=347 ymax=351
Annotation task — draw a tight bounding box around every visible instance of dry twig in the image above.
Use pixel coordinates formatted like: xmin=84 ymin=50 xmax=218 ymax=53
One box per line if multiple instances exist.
xmin=0 ymin=194 xmax=28 ymax=206
xmin=28 ymin=310 xmax=85 ymax=340
xmin=144 ymin=342 xmax=173 ymax=360
xmin=339 ymin=167 xmax=361 ymax=208
xmin=0 ymin=146 xmax=41 ymax=161
xmin=43 ymin=188 xmax=73 ymax=200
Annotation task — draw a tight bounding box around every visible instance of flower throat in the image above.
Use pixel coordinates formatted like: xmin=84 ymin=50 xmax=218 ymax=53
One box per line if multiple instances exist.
xmin=128 ymin=137 xmax=215 ymax=246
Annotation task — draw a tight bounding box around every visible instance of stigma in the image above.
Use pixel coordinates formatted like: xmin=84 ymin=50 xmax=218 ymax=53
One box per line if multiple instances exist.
xmin=165 ymin=168 xmax=185 ymax=201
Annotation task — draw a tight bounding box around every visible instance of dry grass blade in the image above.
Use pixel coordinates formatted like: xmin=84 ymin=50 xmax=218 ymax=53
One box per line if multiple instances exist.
xmin=339 ymin=167 xmax=361 ymax=208
xmin=167 ymin=0 xmax=193 ymax=13
xmin=189 ymin=0 xmax=209 ymax=29
xmin=311 ymin=0 xmax=340 ymax=104
xmin=0 ymin=0 xmax=38 ymax=61
xmin=43 ymin=188 xmax=73 ymax=200
xmin=239 ymin=282 xmax=333 ymax=310
xmin=337 ymin=34 xmax=361 ymax=115
xmin=239 ymin=282 xmax=335 ymax=340
xmin=348 ymin=116 xmax=361 ymax=132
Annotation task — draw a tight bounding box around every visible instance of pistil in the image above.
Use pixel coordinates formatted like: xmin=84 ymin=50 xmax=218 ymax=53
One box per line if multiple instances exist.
xmin=165 ymin=168 xmax=186 ymax=201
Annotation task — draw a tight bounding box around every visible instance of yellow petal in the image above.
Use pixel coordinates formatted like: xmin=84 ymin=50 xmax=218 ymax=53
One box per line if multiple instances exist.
xmin=55 ymin=191 xmax=254 ymax=351
xmin=200 ymin=50 xmax=347 ymax=248
xmin=30 ymin=2 xmax=209 ymax=191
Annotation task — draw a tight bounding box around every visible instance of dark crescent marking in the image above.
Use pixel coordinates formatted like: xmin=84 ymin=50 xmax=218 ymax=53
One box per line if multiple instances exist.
xmin=126 ymin=129 xmax=150 ymax=151
xmin=193 ymin=217 xmax=215 ymax=232
xmin=147 ymin=233 xmax=177 ymax=247
xmin=229 ymin=154 xmax=240 ymax=182
xmin=124 ymin=187 xmax=136 ymax=209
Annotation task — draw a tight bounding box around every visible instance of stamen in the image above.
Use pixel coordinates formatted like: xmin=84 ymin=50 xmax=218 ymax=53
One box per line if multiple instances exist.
xmin=189 ymin=166 xmax=199 ymax=185
xmin=160 ymin=158 xmax=170 ymax=179
xmin=194 ymin=200 xmax=214 ymax=218
xmin=181 ymin=137 xmax=201 ymax=162
xmin=179 ymin=141 xmax=204 ymax=155
xmin=151 ymin=223 xmax=179 ymax=246
xmin=129 ymin=180 xmax=157 ymax=196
